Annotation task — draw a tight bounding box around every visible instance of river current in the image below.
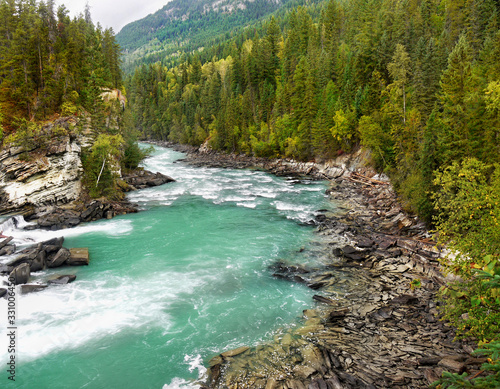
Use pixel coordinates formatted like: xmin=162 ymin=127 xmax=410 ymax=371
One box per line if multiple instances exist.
xmin=0 ymin=145 xmax=333 ymax=388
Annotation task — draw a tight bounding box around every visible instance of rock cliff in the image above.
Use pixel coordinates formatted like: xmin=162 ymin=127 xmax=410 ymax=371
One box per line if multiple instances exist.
xmin=0 ymin=118 xmax=83 ymax=215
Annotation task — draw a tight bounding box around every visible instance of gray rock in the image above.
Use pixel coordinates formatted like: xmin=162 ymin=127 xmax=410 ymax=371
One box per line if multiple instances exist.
xmin=47 ymin=247 xmax=70 ymax=268
xmin=42 ymin=236 xmax=64 ymax=249
xmin=0 ymin=244 xmax=16 ymax=256
xmin=20 ymin=284 xmax=48 ymax=294
xmin=9 ymin=263 xmax=30 ymax=285
xmin=30 ymin=250 xmax=46 ymax=272
xmin=48 ymin=275 xmax=77 ymax=285
xmin=0 ymin=236 xmax=13 ymax=249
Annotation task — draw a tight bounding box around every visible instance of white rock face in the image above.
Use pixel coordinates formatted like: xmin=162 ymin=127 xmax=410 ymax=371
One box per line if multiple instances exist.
xmin=0 ymin=136 xmax=83 ymax=212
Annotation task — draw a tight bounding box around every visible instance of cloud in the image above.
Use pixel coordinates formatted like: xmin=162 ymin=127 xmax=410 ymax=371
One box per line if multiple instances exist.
xmin=55 ymin=0 xmax=169 ymax=33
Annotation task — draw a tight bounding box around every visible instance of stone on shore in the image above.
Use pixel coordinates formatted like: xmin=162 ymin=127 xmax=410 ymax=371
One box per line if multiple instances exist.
xmin=0 ymin=236 xmax=14 ymax=249
xmin=9 ymin=263 xmax=30 ymax=284
xmin=30 ymin=250 xmax=46 ymax=272
xmin=0 ymin=244 xmax=16 ymax=256
xmin=122 ymin=170 xmax=175 ymax=189
xmin=221 ymin=346 xmax=250 ymax=358
xmin=48 ymin=275 xmax=77 ymax=285
xmin=20 ymin=284 xmax=48 ymax=294
xmin=47 ymin=247 xmax=71 ymax=268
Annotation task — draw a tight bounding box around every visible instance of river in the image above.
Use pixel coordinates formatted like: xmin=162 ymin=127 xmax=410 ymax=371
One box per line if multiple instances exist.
xmin=0 ymin=144 xmax=334 ymax=389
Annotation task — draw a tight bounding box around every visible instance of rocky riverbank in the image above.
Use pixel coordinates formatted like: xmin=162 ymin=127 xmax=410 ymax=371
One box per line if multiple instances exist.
xmin=147 ymin=142 xmax=478 ymax=389
xmin=30 ymin=169 xmax=175 ymax=230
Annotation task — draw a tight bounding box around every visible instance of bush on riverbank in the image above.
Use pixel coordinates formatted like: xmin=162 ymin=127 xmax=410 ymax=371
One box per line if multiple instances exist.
xmin=432 ymin=159 xmax=500 ymax=388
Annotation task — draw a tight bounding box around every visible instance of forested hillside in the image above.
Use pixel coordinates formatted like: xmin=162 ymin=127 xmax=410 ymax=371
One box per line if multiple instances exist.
xmin=116 ymin=0 xmax=320 ymax=72
xmin=0 ymin=0 xmax=144 ymax=198
xmin=126 ymin=2 xmax=500 ymax=384
xmin=126 ymin=0 xmax=499 ymax=220
xmin=0 ymin=0 xmax=121 ymax=132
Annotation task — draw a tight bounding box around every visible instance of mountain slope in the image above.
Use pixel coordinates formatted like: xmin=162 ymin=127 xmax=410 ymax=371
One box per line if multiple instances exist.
xmin=116 ymin=0 xmax=311 ymax=71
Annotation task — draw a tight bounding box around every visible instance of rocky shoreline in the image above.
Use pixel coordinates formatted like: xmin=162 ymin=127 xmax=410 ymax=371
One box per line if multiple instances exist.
xmin=30 ymin=169 xmax=175 ymax=230
xmin=147 ymin=142 xmax=478 ymax=389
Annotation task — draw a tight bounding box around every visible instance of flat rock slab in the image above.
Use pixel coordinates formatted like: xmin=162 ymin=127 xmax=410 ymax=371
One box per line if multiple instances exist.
xmin=20 ymin=284 xmax=48 ymax=294
xmin=0 ymin=236 xmax=13 ymax=249
xmin=48 ymin=275 xmax=77 ymax=285
xmin=67 ymin=248 xmax=89 ymax=266
xmin=221 ymin=346 xmax=250 ymax=358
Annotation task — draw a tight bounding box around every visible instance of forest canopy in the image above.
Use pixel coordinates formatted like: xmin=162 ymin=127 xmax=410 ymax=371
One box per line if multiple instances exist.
xmin=0 ymin=0 xmax=122 ymax=133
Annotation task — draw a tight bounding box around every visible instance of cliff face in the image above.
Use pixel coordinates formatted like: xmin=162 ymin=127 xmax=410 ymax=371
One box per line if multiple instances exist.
xmin=0 ymin=122 xmax=84 ymax=215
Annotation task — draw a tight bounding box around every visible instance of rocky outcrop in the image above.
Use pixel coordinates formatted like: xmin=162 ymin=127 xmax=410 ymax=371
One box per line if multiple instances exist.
xmin=32 ymin=199 xmax=139 ymax=230
xmin=0 ymin=235 xmax=86 ymax=289
xmin=122 ymin=169 xmax=175 ymax=190
xmin=0 ymin=117 xmax=83 ymax=215
xmin=48 ymin=274 xmax=77 ymax=285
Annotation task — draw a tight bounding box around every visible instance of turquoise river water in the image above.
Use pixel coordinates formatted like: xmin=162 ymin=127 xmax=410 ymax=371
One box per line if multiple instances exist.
xmin=0 ymin=145 xmax=334 ymax=389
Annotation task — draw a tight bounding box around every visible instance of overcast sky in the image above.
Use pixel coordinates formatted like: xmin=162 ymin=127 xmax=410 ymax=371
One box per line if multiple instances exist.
xmin=55 ymin=0 xmax=169 ymax=33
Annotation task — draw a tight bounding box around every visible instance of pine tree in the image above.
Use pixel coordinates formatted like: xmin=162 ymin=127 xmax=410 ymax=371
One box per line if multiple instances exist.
xmin=387 ymin=44 xmax=411 ymax=123
xmin=439 ymin=34 xmax=476 ymax=160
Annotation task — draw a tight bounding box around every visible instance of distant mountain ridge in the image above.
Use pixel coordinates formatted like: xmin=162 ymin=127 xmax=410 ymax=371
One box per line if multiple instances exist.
xmin=116 ymin=0 xmax=309 ymax=71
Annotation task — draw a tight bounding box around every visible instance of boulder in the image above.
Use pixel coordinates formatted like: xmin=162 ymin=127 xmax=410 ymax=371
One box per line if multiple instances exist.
xmin=20 ymin=284 xmax=48 ymax=294
xmin=378 ymin=238 xmax=397 ymax=250
xmin=438 ymin=358 xmax=466 ymax=374
xmin=356 ymin=237 xmax=375 ymax=249
xmin=67 ymin=248 xmax=89 ymax=266
xmin=7 ymin=248 xmax=38 ymax=267
xmin=37 ymin=209 xmax=81 ymax=229
xmin=48 ymin=275 xmax=77 ymax=285
xmin=30 ymin=250 xmax=46 ymax=272
xmin=0 ymin=288 xmax=7 ymax=298
xmin=389 ymin=294 xmax=419 ymax=305
xmin=9 ymin=263 xmax=30 ymax=285
xmin=43 ymin=244 xmax=63 ymax=254
xmin=47 ymin=247 xmax=70 ymax=268
xmin=42 ymin=236 xmax=64 ymax=248
xmin=123 ymin=170 xmax=175 ymax=189
xmin=341 ymin=245 xmax=367 ymax=260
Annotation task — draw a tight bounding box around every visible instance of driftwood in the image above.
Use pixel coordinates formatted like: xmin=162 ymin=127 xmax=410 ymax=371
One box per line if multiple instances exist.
xmin=348 ymin=172 xmax=389 ymax=186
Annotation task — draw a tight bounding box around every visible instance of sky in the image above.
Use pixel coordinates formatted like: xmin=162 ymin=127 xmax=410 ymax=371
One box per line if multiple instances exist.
xmin=55 ymin=0 xmax=169 ymax=33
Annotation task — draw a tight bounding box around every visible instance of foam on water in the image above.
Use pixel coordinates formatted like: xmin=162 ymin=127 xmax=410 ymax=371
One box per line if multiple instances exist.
xmin=0 ymin=216 xmax=133 ymax=251
xmin=134 ymin=144 xmax=329 ymax=224
xmin=0 ymin=269 xmax=205 ymax=364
